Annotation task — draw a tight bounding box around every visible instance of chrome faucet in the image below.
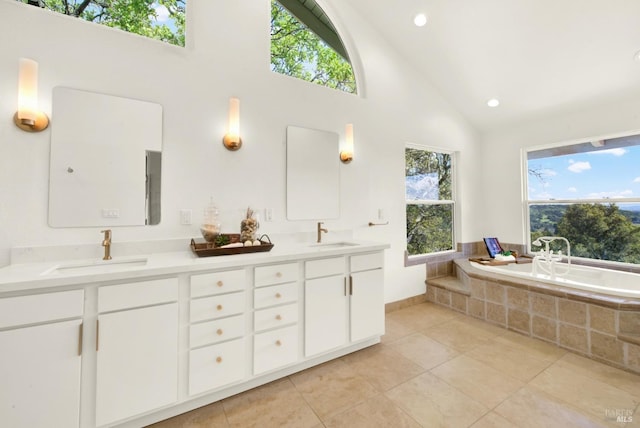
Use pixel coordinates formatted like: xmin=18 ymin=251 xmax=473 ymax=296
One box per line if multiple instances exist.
xmin=317 ymin=222 xmax=328 ymax=243
xmin=101 ymin=229 xmax=112 ymax=260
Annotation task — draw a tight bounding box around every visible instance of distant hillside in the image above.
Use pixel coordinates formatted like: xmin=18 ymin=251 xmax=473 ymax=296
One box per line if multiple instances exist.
xmin=530 ymin=204 xmax=640 ymax=233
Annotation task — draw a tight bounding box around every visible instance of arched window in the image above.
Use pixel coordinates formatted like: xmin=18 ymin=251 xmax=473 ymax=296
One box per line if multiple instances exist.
xmin=270 ymin=0 xmax=357 ymax=94
xmin=17 ymin=0 xmax=185 ymax=47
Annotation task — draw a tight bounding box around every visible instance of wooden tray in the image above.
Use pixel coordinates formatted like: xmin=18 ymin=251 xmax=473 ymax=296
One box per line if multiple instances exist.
xmin=190 ymin=235 xmax=274 ymax=257
xmin=469 ymin=255 xmax=533 ymax=266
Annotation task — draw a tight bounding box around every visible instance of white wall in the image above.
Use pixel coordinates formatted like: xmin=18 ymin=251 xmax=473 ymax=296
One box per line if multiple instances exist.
xmin=480 ymin=93 xmax=640 ymax=244
xmin=0 ymin=0 xmax=480 ymax=303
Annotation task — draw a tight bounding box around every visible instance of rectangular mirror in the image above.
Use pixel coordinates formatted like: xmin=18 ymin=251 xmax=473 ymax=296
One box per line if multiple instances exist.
xmin=286 ymin=126 xmax=340 ymax=220
xmin=49 ymin=87 xmax=162 ymax=227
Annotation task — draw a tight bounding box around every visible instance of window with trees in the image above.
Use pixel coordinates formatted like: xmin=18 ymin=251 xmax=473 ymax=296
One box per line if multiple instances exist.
xmin=406 ymin=146 xmax=455 ymax=256
xmin=526 ymin=135 xmax=640 ymax=264
xmin=270 ymin=0 xmax=356 ymax=94
xmin=17 ymin=0 xmax=185 ymax=47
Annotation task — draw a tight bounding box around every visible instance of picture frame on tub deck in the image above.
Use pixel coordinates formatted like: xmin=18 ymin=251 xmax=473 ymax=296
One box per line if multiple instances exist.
xmin=483 ymin=237 xmax=503 ymax=258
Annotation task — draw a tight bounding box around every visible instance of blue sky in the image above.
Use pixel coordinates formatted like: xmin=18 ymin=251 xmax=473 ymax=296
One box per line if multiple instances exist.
xmin=528 ymin=146 xmax=640 ymax=201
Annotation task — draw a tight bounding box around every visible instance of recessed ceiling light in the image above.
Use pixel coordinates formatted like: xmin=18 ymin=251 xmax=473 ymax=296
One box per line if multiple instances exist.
xmin=414 ymin=13 xmax=427 ymax=27
xmin=487 ymin=98 xmax=500 ymax=107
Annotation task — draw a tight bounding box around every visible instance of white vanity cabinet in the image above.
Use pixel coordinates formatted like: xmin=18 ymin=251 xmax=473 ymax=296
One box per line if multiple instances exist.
xmin=0 ymin=290 xmax=84 ymax=428
xmin=188 ymin=269 xmax=247 ymax=396
xmin=95 ymin=278 xmax=179 ymax=427
xmin=253 ymin=262 xmax=299 ymax=375
xmin=304 ymin=252 xmax=385 ymax=357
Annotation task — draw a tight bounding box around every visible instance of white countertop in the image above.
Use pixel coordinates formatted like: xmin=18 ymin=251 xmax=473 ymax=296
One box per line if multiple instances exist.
xmin=0 ymin=240 xmax=389 ymax=294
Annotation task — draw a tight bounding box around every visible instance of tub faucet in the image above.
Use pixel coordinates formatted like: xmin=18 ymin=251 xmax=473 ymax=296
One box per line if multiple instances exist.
xmin=532 ymin=236 xmax=570 ymax=278
xmin=101 ymin=229 xmax=112 ymax=260
xmin=317 ymin=222 xmax=328 ymax=243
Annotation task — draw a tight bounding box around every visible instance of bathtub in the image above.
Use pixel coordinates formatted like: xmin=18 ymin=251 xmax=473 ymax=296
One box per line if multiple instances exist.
xmin=470 ymin=261 xmax=640 ymax=298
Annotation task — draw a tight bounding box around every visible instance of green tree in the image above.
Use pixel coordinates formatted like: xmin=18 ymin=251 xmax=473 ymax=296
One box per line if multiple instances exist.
xmin=270 ymin=1 xmax=356 ymax=94
xmin=19 ymin=0 xmax=185 ymax=46
xmin=556 ymin=204 xmax=640 ymax=263
xmin=406 ymin=205 xmax=453 ymax=255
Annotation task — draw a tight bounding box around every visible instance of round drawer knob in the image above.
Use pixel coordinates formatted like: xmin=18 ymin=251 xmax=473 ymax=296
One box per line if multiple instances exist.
xmin=275 ymin=340 xmax=282 ymax=347
xmin=275 ymin=314 xmax=282 ymax=321
xmin=216 ymin=356 xmax=222 ymax=363
xmin=216 ymin=304 xmax=223 ymax=311
xmin=275 ymin=293 xmax=282 ymax=299
xmin=217 ymin=280 xmax=224 ymax=287
xmin=216 ymin=328 xmax=223 ymax=335
xmin=276 ymin=272 xmax=283 ymax=278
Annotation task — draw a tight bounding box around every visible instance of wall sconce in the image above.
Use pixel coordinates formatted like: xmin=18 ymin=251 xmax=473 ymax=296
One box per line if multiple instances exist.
xmin=14 ymin=58 xmax=49 ymax=132
xmin=340 ymin=123 xmax=354 ymax=163
xmin=222 ymin=97 xmax=242 ymax=151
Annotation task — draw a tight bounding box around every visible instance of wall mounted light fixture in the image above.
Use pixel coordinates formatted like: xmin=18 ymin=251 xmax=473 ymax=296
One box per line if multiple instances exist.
xmin=222 ymin=97 xmax=242 ymax=151
xmin=14 ymin=58 xmax=49 ymax=132
xmin=340 ymin=123 xmax=354 ymax=163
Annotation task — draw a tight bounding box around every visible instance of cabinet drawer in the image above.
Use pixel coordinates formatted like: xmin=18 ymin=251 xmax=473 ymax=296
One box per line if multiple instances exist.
xmin=190 ymin=315 xmax=245 ymax=348
xmin=254 ymin=282 xmax=297 ymax=309
xmin=98 ymin=278 xmax=178 ymax=313
xmin=254 ymin=263 xmax=298 ymax=287
xmin=305 ymin=257 xmax=344 ymax=279
xmin=190 ymin=292 xmax=245 ymax=323
xmin=191 ymin=269 xmax=246 ymax=298
xmin=0 ymin=289 xmax=84 ymax=329
xmin=350 ymin=252 xmax=384 ymax=272
xmin=189 ymin=338 xmax=245 ymax=396
xmin=254 ymin=303 xmax=298 ymax=332
xmin=253 ymin=325 xmax=298 ymax=375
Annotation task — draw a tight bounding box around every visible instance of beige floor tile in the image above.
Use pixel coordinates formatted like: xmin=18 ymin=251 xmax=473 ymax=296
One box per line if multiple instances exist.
xmin=386 ymin=303 xmax=461 ymax=331
xmin=467 ymin=338 xmax=554 ymax=382
xmin=146 ymin=401 xmax=228 ymax=428
xmin=392 ymin=332 xmax=459 ymax=370
xmin=340 ymin=344 xmax=425 ymax=392
xmin=422 ymin=318 xmax=500 ymax=353
xmin=222 ymin=378 xmax=320 ymax=428
xmin=495 ymin=386 xmax=606 ymax=428
xmin=324 ymin=394 xmax=421 ymax=428
xmin=289 ymin=358 xmax=379 ymax=420
xmin=431 ymin=355 xmax=524 ymax=408
xmin=493 ymin=330 xmax=566 ymax=362
xmin=529 ymin=364 xmax=639 ymax=425
xmin=470 ymin=411 xmax=518 ymax=428
xmin=381 ymin=316 xmax=415 ymax=344
xmin=555 ymin=353 xmax=640 ymax=400
xmin=386 ymin=372 xmax=488 ymax=427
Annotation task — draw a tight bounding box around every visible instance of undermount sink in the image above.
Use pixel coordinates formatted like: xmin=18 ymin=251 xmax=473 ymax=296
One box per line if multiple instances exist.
xmin=309 ymin=242 xmax=359 ymax=249
xmin=42 ymin=257 xmax=148 ymax=276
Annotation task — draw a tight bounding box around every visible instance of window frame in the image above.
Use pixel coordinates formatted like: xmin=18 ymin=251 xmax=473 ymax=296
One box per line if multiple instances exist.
xmin=522 ymin=131 xmax=640 ymax=266
xmin=405 ymin=143 xmax=457 ymax=261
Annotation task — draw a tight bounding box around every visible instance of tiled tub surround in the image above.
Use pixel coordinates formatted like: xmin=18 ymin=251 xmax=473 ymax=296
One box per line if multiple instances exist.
xmin=426 ymin=258 xmax=640 ymax=375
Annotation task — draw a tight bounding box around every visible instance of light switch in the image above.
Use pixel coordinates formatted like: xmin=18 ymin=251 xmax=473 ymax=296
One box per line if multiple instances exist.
xmin=180 ymin=209 xmax=192 ymax=225
xmin=102 ymin=209 xmax=120 ymax=218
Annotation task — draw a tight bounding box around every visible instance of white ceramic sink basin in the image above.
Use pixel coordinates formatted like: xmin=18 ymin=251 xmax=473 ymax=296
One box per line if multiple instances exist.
xmin=309 ymin=242 xmax=359 ymax=249
xmin=42 ymin=257 xmax=148 ymax=276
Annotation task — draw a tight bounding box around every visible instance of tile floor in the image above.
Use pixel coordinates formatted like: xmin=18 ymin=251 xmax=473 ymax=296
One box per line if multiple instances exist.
xmin=149 ymin=302 xmax=640 ymax=428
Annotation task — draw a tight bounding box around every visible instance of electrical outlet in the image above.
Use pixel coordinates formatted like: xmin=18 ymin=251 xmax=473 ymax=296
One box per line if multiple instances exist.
xmin=378 ymin=208 xmax=385 ymax=221
xmin=264 ymin=208 xmax=273 ymax=222
xmin=180 ymin=209 xmax=192 ymax=225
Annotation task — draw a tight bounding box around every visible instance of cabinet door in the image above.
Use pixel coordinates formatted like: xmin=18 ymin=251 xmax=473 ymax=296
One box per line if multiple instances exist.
xmin=0 ymin=319 xmax=82 ymax=428
xmin=96 ymin=303 xmax=178 ymax=426
xmin=304 ymin=275 xmax=347 ymax=357
xmin=350 ymin=269 xmax=385 ymax=342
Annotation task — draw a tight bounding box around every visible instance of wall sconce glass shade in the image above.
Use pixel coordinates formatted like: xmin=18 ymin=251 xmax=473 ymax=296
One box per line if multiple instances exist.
xmin=340 ymin=123 xmax=354 ymax=163
xmin=14 ymin=58 xmax=49 ymax=132
xmin=222 ymin=97 xmax=242 ymax=151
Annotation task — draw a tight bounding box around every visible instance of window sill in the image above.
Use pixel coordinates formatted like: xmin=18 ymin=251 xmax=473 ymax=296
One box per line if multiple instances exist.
xmin=404 ymin=249 xmax=462 ymax=267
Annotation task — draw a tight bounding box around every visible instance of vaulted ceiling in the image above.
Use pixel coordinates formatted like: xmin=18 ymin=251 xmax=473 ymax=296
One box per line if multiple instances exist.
xmin=345 ymin=0 xmax=640 ymax=132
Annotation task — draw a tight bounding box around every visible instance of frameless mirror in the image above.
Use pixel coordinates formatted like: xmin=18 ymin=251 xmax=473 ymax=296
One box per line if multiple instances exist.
xmin=286 ymin=126 xmax=340 ymax=219
xmin=49 ymin=87 xmax=162 ymax=227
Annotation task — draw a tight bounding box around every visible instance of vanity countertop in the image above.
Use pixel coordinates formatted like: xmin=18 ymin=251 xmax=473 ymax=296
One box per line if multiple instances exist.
xmin=0 ymin=240 xmax=389 ymax=294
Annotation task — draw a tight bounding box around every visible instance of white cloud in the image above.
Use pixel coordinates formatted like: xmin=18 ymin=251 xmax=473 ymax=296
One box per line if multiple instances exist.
xmin=154 ymin=4 xmax=170 ymax=22
xmin=567 ymin=187 xmax=577 ymax=193
xmin=587 ymin=190 xmax=633 ymax=199
xmin=588 ymin=148 xmax=627 ymax=156
xmin=634 ymin=177 xmax=640 ymax=183
xmin=567 ymin=160 xmax=591 ymax=173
